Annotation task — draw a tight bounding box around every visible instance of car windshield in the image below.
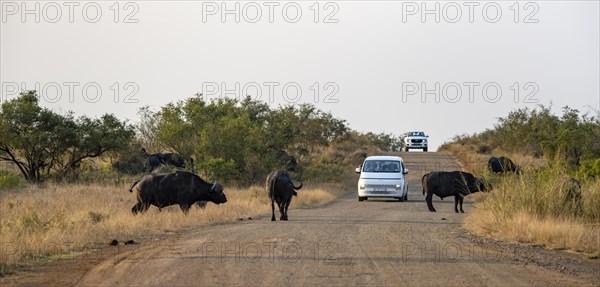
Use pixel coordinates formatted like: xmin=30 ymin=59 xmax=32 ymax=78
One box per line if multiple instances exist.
xmin=409 ymin=132 xmax=424 ymax=136
xmin=362 ymin=160 xmax=402 ymax=173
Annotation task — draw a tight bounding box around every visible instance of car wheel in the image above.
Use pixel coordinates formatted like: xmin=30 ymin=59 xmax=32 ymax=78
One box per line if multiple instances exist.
xmin=403 ymin=192 xmax=408 ymax=201
xmin=398 ymin=196 xmax=404 ymax=202
xmin=405 ymin=147 xmax=409 ymax=152
xmin=423 ymin=148 xmax=428 ymax=152
xmin=358 ymin=197 xmax=366 ymax=202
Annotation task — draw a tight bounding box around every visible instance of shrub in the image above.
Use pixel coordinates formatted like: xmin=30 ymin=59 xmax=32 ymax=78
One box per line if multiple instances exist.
xmin=198 ymin=158 xmax=239 ymax=183
xmin=0 ymin=172 xmax=22 ymax=190
xmin=578 ymin=158 xmax=600 ymax=180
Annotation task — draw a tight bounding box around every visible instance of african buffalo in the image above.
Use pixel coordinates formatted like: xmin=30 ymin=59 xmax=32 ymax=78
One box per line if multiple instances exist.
xmin=422 ymin=171 xmax=489 ymax=213
xmin=267 ymin=171 xmax=302 ymax=221
xmin=560 ymin=177 xmax=583 ymax=215
xmin=161 ymin=153 xmax=186 ymax=168
xmin=144 ymin=152 xmax=188 ymax=172
xmin=562 ymin=177 xmax=582 ymax=201
xmin=488 ymin=156 xmax=521 ymax=174
xmin=271 ymin=148 xmax=298 ymax=171
xmin=146 ymin=153 xmax=163 ymax=171
xmin=128 ymin=171 xmax=227 ymax=214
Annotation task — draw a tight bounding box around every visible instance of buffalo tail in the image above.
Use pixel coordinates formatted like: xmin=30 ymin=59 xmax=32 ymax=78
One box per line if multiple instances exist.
xmin=128 ymin=179 xmax=141 ymax=193
xmin=422 ymin=174 xmax=428 ymax=195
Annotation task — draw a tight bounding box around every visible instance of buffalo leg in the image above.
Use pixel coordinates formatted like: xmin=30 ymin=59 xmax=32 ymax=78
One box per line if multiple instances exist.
xmin=282 ymin=201 xmax=290 ymax=221
xmin=179 ymin=204 xmax=190 ymax=215
xmin=131 ymin=202 xmax=142 ymax=215
xmin=454 ymin=194 xmax=465 ymax=213
xmin=425 ymin=192 xmax=436 ymax=212
xmin=284 ymin=198 xmax=292 ymax=220
xmin=454 ymin=195 xmax=459 ymax=213
xmin=140 ymin=203 xmax=151 ymax=213
xmin=278 ymin=202 xmax=286 ymax=221
xmin=271 ymin=197 xmax=276 ymax=221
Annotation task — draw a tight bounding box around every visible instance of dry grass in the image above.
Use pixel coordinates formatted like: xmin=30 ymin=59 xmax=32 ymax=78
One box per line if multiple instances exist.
xmin=464 ymin=176 xmax=600 ymax=253
xmin=0 ymin=182 xmax=349 ymax=268
xmin=439 ymin=142 xmax=546 ymax=175
xmin=465 ymin=211 xmax=599 ymax=253
xmin=443 ymin=143 xmax=600 ymax=254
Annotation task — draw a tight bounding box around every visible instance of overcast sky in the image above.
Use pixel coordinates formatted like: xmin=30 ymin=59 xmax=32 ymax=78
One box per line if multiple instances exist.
xmin=1 ymin=1 xmax=599 ymax=150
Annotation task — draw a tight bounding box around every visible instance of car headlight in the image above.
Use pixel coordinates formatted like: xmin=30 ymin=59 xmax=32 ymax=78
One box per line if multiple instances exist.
xmin=359 ymin=184 xmax=365 ymax=190
xmin=395 ymin=184 xmax=401 ymax=190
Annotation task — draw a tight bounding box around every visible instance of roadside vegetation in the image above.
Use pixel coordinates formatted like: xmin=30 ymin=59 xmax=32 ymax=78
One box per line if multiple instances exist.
xmin=1 ymin=91 xmax=403 ymax=185
xmin=0 ymin=92 xmax=135 ymax=183
xmin=439 ymin=105 xmax=600 ymax=255
xmin=0 ymin=182 xmax=346 ymax=274
xmin=0 ymin=91 xmax=402 ymax=274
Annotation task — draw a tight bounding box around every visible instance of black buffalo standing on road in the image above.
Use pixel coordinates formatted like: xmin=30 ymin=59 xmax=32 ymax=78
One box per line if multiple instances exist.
xmin=267 ymin=171 xmax=302 ymax=221
xmin=422 ymin=171 xmax=489 ymax=213
xmin=129 ymin=171 xmax=227 ymax=214
xmin=488 ymin=156 xmax=521 ymax=174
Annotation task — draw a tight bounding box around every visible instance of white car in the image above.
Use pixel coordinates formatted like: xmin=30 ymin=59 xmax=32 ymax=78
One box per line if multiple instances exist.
xmin=404 ymin=131 xmax=428 ymax=152
xmin=355 ymin=155 xmax=409 ymax=202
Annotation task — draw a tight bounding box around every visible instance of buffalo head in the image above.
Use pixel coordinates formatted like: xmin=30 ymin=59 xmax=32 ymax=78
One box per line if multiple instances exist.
xmin=476 ymin=178 xmax=492 ymax=192
xmin=207 ymin=182 xmax=227 ymax=204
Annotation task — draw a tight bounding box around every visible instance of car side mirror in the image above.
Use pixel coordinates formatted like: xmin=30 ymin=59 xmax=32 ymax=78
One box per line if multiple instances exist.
xmin=355 ymin=167 xmax=361 ymax=173
xmin=426 ymin=135 xmax=429 ymax=138
xmin=403 ymin=168 xmax=410 ymax=174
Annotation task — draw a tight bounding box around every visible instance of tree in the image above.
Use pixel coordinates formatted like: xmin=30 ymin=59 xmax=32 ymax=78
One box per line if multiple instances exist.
xmin=555 ymin=107 xmax=600 ymax=168
xmin=136 ymin=106 xmax=163 ymax=153
xmin=364 ymin=132 xmax=404 ymax=152
xmin=141 ymin=95 xmax=351 ymax=184
xmin=0 ymin=91 xmax=135 ymax=182
xmin=454 ymin=105 xmax=599 ymax=172
xmin=0 ymin=92 xmax=68 ymax=181
xmin=55 ymin=114 xmax=136 ymax=176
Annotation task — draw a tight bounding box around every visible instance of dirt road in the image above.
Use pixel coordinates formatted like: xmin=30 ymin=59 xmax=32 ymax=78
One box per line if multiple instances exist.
xmin=7 ymin=152 xmax=599 ymax=286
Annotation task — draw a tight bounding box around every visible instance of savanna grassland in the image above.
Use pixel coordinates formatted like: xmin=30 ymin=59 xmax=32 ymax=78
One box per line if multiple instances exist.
xmin=1 ymin=92 xmax=394 ymax=275
xmin=2 ymin=92 xmax=599 ymax=277
xmin=440 ymin=106 xmax=600 ymax=256
xmin=0 ymin=181 xmax=352 ymax=272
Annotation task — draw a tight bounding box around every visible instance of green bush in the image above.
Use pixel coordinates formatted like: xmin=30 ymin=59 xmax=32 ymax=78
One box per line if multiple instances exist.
xmin=0 ymin=91 xmax=135 ymax=182
xmin=578 ymin=158 xmax=600 ymax=179
xmin=303 ymin=162 xmax=347 ymax=183
xmin=0 ymin=173 xmax=22 ymax=190
xmin=139 ymin=96 xmax=398 ymax=186
xmin=449 ymin=106 xmax=600 ymax=169
xmin=198 ymin=158 xmax=239 ymax=183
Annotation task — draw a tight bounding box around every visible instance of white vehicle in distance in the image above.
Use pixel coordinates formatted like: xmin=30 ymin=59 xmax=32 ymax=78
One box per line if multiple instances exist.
xmin=404 ymin=131 xmax=428 ymax=152
xmin=355 ymin=155 xmax=409 ymax=202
